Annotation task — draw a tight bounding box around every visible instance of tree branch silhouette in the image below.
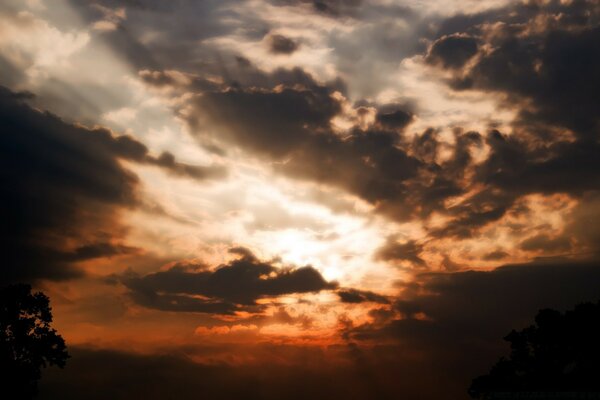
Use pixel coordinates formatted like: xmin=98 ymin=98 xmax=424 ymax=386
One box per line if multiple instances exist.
xmin=469 ymin=301 xmax=600 ymax=398
xmin=1 ymin=284 xmax=69 ymax=399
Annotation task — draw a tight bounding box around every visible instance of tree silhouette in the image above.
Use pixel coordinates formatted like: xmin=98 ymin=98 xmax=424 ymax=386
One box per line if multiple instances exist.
xmin=469 ymin=301 xmax=600 ymax=399
xmin=1 ymin=284 xmax=69 ymax=399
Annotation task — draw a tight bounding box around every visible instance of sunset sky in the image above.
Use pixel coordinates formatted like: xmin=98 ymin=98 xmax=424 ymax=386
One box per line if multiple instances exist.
xmin=1 ymin=0 xmax=599 ymax=398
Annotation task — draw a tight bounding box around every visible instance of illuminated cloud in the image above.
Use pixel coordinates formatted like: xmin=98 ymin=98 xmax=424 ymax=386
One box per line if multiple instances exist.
xmin=2 ymin=0 xmax=600 ymax=398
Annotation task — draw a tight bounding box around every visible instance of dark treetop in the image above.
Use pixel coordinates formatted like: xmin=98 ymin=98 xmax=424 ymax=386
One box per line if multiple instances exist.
xmin=469 ymin=301 xmax=600 ymax=398
xmin=1 ymin=284 xmax=69 ymax=399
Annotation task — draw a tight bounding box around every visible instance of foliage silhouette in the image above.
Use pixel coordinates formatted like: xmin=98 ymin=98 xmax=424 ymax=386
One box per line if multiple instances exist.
xmin=469 ymin=301 xmax=600 ymax=398
xmin=1 ymin=284 xmax=69 ymax=399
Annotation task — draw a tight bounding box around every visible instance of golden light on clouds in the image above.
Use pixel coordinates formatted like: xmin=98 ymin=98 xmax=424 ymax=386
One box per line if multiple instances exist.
xmin=2 ymin=0 xmax=599 ymax=398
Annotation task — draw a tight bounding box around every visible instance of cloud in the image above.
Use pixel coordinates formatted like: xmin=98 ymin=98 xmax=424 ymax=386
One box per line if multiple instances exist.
xmin=482 ymin=250 xmax=509 ymax=261
xmin=426 ymin=34 xmax=478 ymax=68
xmin=0 ymin=86 xmax=221 ymax=284
xmin=438 ymin=0 xmax=599 ymax=140
xmin=349 ymin=260 xmax=600 ymax=345
xmin=69 ymin=0 xmax=264 ymax=73
xmin=77 ymin=124 xmax=226 ymax=182
xmin=66 ymin=243 xmax=141 ymax=262
xmin=79 ymin=0 xmax=600 ymax=254
xmin=374 ymin=238 xmax=425 ymax=267
xmin=337 ymin=289 xmax=389 ymax=304
xmin=181 ymin=70 xmax=437 ymax=222
xmin=0 ymin=86 xmax=137 ymax=283
xmin=416 ymin=0 xmax=600 ymax=246
xmin=519 ymin=234 xmax=571 ymax=253
xmin=122 ymin=248 xmax=337 ymax=314
xmin=343 ymin=259 xmax=600 ymax=398
xmin=191 ymin=83 xmax=341 ymax=158
xmin=374 ymin=108 xmax=413 ymax=130
xmin=268 ymin=34 xmax=299 ymax=54
xmin=268 ymin=0 xmax=364 ymax=18
xmin=147 ymin=151 xmax=227 ymax=181
xmin=165 ymin=58 xmax=597 ymax=244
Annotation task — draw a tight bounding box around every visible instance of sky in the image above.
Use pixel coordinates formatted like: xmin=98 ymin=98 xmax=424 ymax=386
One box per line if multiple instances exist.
xmin=1 ymin=0 xmax=599 ymax=398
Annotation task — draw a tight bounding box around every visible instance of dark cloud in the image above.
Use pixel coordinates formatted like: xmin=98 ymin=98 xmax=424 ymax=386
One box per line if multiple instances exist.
xmin=122 ymin=248 xmax=337 ymax=314
xmin=430 ymin=187 xmax=513 ymax=239
xmin=374 ymin=108 xmax=413 ymax=130
xmin=482 ymin=250 xmax=509 ymax=261
xmin=375 ymin=239 xmax=425 ymax=267
xmin=438 ymin=0 xmax=599 ymax=140
xmin=39 ymin=262 xmax=600 ymax=400
xmin=129 ymin=0 xmax=598 ymax=244
xmin=0 ymin=86 xmax=138 ymax=284
xmin=344 ymin=259 xmax=600 ymax=398
xmin=66 ymin=243 xmax=141 ymax=262
xmin=337 ymin=289 xmax=389 ymax=304
xmin=80 ymin=123 xmax=226 ymax=182
xmin=426 ymin=34 xmax=478 ymax=68
xmin=351 ymin=260 xmax=600 ymax=344
xmin=413 ymin=0 xmax=600 ymax=244
xmin=519 ymin=234 xmax=572 ymax=253
xmin=177 ymin=61 xmax=584 ymax=240
xmin=41 ymin=262 xmax=600 ymax=400
xmin=181 ymin=70 xmax=435 ymax=222
xmin=269 ymin=34 xmax=299 ymax=54
xmin=269 ymin=0 xmax=363 ymax=18
xmin=138 ymin=69 xmax=220 ymax=92
xmin=192 ymin=84 xmax=341 ymax=158
xmin=0 ymin=86 xmax=220 ymax=284
xmin=148 ymin=151 xmax=227 ymax=180
xmin=311 ymin=0 xmax=362 ymax=17
xmin=475 ymin=130 xmax=600 ymax=196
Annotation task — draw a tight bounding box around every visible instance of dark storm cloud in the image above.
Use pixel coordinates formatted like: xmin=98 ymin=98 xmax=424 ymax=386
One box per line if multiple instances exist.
xmin=430 ymin=187 xmax=514 ymax=239
xmin=475 ymin=130 xmax=600 ymax=195
xmin=426 ymin=34 xmax=478 ymax=68
xmin=435 ymin=0 xmax=600 ymax=140
xmin=482 ymin=250 xmax=509 ymax=261
xmin=40 ymin=263 xmax=600 ymax=400
xmin=122 ymin=248 xmax=337 ymax=313
xmin=311 ymin=0 xmax=362 ymax=17
xmin=426 ymin=19 xmax=599 ymax=239
xmin=374 ymin=239 xmax=425 ymax=267
xmin=181 ymin=70 xmax=441 ymax=221
xmin=269 ymin=0 xmax=363 ymax=18
xmin=66 ymin=243 xmax=141 ymax=262
xmin=337 ymin=289 xmax=389 ymax=304
xmin=182 ymin=65 xmax=549 ymax=237
xmin=192 ymin=84 xmax=341 ymax=158
xmin=269 ymin=34 xmax=299 ymax=54
xmin=343 ymin=260 xmax=600 ymax=398
xmin=374 ymin=108 xmax=413 ymax=130
xmin=132 ymin=0 xmax=598 ymax=243
xmin=0 ymin=86 xmax=138 ymax=283
xmin=0 ymin=86 xmax=221 ymax=284
xmin=415 ymin=0 xmax=600 ymax=243
xmin=349 ymin=260 xmax=600 ymax=344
